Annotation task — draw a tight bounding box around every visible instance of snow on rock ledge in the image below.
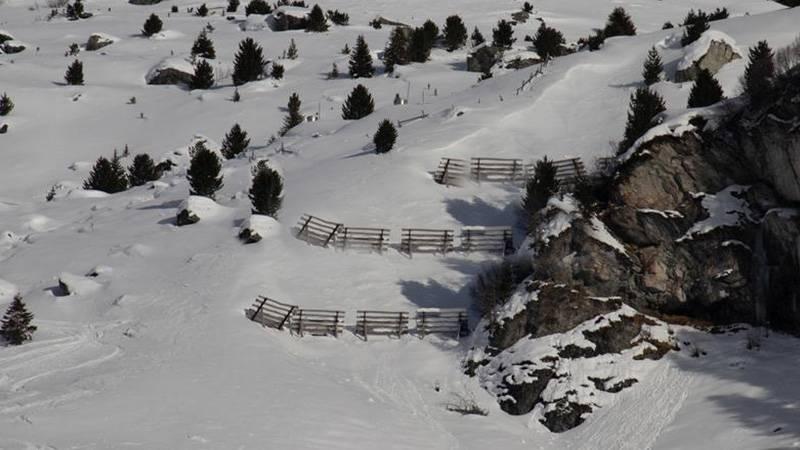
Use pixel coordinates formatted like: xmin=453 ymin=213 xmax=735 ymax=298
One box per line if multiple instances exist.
xmin=145 ymin=57 xmax=194 ymax=85
xmin=176 ymin=196 xmax=221 ymax=226
xmin=86 ymin=33 xmax=118 ymax=51
xmin=675 ymin=30 xmax=742 ymax=82
xmin=238 ymin=214 xmax=279 ymax=244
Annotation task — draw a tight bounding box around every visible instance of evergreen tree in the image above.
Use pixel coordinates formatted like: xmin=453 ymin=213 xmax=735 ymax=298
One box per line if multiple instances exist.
xmin=471 ymin=26 xmax=485 ymax=46
xmin=384 ymin=27 xmax=409 ymax=73
xmin=244 ymin=0 xmax=271 ymax=15
xmin=272 ymin=63 xmax=285 ymax=79
xmin=64 ymin=59 xmax=84 ymax=85
xmin=232 ymin=88 xmax=241 ymax=102
xmin=422 ymin=19 xmax=439 ymax=48
xmin=227 ymin=0 xmax=240 ymax=13
xmin=286 ymin=38 xmax=298 ymax=59
xmin=681 ymin=10 xmax=709 ymax=46
xmin=603 ymin=7 xmax=636 ymax=37
xmin=492 ymin=19 xmax=515 ymax=49
xmin=307 ymin=4 xmax=329 ymax=32
xmin=196 ymin=3 xmax=209 ymax=17
xmin=642 ymin=46 xmax=663 ymax=85
xmin=0 ymin=295 xmax=36 ymax=346
xmin=327 ymin=62 xmax=339 ymax=79
xmin=191 ymin=59 xmax=215 ymax=89
xmin=187 ymin=141 xmax=223 ymax=199
xmin=521 ymin=157 xmax=558 ymax=228
xmin=249 ymin=161 xmax=283 ymax=217
xmin=142 ymin=13 xmax=163 ymax=37
xmin=0 ymin=92 xmax=13 ymax=116
xmin=281 ymin=93 xmax=303 ymax=135
xmin=742 ymin=40 xmax=775 ymax=106
xmin=619 ymin=87 xmax=666 ymax=153
xmin=232 ymin=37 xmax=266 ymax=86
xmin=443 ymin=15 xmax=467 ymax=51
xmin=220 ymin=124 xmax=250 ymax=159
xmin=349 ymin=35 xmax=375 ymax=78
xmin=128 ymin=153 xmax=160 ymax=186
xmin=191 ymin=30 xmax=216 ymax=59
xmin=341 ymin=84 xmax=374 ymax=120
xmin=687 ymin=68 xmax=725 ymax=108
xmin=409 ymin=27 xmax=432 ymax=63
xmin=532 ymin=23 xmax=565 ymax=60
xmin=373 ymin=119 xmax=397 ymax=153
xmin=83 ymin=155 xmax=128 ymax=193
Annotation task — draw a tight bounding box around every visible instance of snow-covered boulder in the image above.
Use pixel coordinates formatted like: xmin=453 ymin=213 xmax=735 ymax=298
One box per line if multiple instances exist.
xmin=145 ymin=58 xmax=194 ymax=86
xmin=86 ymin=33 xmax=117 ymax=51
xmin=0 ymin=30 xmax=13 ymax=44
xmin=675 ymin=30 xmax=742 ymax=82
xmin=0 ymin=123 xmax=8 ymax=134
xmin=467 ymin=44 xmax=502 ymax=73
xmin=58 ymin=272 xmax=102 ymax=296
xmin=2 ymin=39 xmax=26 ymax=54
xmin=176 ymin=196 xmax=220 ymax=226
xmin=238 ymin=214 xmax=279 ymax=243
xmin=269 ymin=6 xmax=310 ymax=31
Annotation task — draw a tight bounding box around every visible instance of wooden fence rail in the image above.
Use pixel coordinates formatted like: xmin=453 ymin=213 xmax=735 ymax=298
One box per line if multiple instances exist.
xmin=296 ymin=214 xmax=342 ymax=247
xmin=337 ymin=226 xmax=391 ymax=253
xmin=527 ymin=157 xmax=587 ymax=188
xmin=246 ymin=297 xmax=297 ymax=330
xmin=355 ymin=310 xmax=409 ymax=340
xmin=292 ymin=308 xmax=345 ymax=337
xmin=400 ymin=228 xmax=455 ymax=255
xmin=471 ymin=157 xmax=525 ymax=182
xmin=432 ymin=157 xmax=467 ymax=187
xmin=416 ymin=309 xmax=468 ymax=338
xmin=461 ymin=226 xmax=513 ymax=255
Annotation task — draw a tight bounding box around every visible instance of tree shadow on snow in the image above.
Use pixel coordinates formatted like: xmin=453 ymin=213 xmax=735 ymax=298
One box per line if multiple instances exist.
xmin=444 ymin=196 xmax=518 ymax=227
xmin=398 ymin=258 xmax=484 ymax=310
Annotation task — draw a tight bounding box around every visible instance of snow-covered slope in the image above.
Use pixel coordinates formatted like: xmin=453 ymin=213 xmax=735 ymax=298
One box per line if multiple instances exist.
xmin=1 ymin=0 xmax=799 ymax=448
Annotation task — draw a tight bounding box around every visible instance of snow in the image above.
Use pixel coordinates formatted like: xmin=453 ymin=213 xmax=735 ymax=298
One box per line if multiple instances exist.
xmin=178 ymin=195 xmax=225 ymax=221
xmin=588 ymin=216 xmax=628 ymax=256
xmin=0 ymin=279 xmax=18 ymax=301
xmin=538 ymin=195 xmax=579 ymax=244
xmin=275 ymin=6 xmax=310 ymax=19
xmin=240 ymin=213 xmax=280 ymax=239
xmin=678 ymin=185 xmax=755 ymax=242
xmin=57 ymin=272 xmax=103 ymax=296
xmin=0 ymin=0 xmax=798 ymax=448
xmin=677 ymin=30 xmax=742 ymax=71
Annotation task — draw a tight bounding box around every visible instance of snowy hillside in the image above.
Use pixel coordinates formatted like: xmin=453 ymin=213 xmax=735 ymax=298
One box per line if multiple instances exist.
xmin=1 ymin=0 xmax=799 ymax=448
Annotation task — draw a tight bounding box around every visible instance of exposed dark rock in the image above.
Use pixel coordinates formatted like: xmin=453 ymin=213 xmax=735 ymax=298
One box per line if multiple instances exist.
xmin=238 ymin=227 xmax=262 ymax=244
xmin=176 ymin=208 xmax=200 ymax=226
xmin=86 ymin=34 xmax=114 ymax=51
xmin=467 ymin=45 xmax=502 ymax=73
xmin=540 ymin=397 xmax=593 ymax=432
xmin=588 ymin=377 xmax=638 ymax=393
xmin=499 ymin=368 xmax=556 ymax=415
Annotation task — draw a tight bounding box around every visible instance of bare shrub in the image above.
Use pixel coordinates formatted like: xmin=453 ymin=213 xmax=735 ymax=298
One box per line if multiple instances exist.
xmin=776 ymin=35 xmax=800 ymax=75
xmin=445 ymin=391 xmax=488 ymax=416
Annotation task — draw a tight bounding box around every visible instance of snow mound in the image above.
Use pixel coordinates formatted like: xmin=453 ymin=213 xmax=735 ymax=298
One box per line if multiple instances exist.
xmin=23 ymin=214 xmax=60 ymax=232
xmin=677 ymin=30 xmax=741 ymax=71
xmin=57 ymin=272 xmax=103 ymax=296
xmin=176 ymin=196 xmax=223 ymax=226
xmin=145 ymin=57 xmax=195 ymax=84
xmin=148 ymin=30 xmax=184 ymax=41
xmin=238 ymin=214 xmax=280 ymax=243
xmin=67 ymin=189 xmax=111 ymax=199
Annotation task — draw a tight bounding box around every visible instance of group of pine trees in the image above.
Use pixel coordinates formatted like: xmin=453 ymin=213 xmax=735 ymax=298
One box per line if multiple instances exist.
xmin=382 ymin=19 xmax=442 ymax=71
xmin=84 ymin=151 xmax=163 ymax=193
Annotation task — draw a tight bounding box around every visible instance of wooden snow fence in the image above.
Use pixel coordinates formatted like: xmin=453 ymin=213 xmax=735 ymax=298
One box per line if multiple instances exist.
xmin=355 ymin=310 xmax=410 ymax=340
xmin=416 ymin=309 xmax=469 ymax=338
xmin=538 ymin=157 xmax=587 ymax=189
xmin=432 ymin=157 xmax=467 ymax=187
xmin=292 ymin=308 xmax=346 ymax=337
xmin=247 ymin=297 xmax=297 ymax=330
xmin=471 ymin=157 xmax=525 ymax=182
xmin=400 ymin=228 xmax=455 ymax=255
xmin=336 ymin=226 xmax=391 ymax=253
xmin=296 ymin=214 xmax=342 ymax=247
xmin=461 ymin=226 xmax=513 ymax=254
xmin=397 ymin=111 xmax=429 ymax=128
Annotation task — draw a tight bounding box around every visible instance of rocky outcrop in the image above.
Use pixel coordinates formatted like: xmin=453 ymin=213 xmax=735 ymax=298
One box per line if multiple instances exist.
xmin=146 ymin=58 xmax=194 ymax=86
xmin=86 ymin=33 xmax=116 ymax=51
xmin=675 ymin=31 xmax=742 ymax=82
xmin=2 ymin=40 xmax=26 ymax=54
xmin=467 ymin=45 xmax=502 ymax=73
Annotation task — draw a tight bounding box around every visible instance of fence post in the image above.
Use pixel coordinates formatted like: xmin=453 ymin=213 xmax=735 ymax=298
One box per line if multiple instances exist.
xmin=397 ymin=312 xmax=403 ymax=338
xmin=419 ymin=311 xmax=426 ymax=339
xmin=334 ymin=311 xmax=340 ymax=338
xmin=298 ymin=310 xmax=304 ymax=337
xmin=297 ymin=216 xmax=312 ymax=238
xmin=278 ymin=305 xmax=296 ymax=330
xmin=250 ymin=296 xmax=269 ymax=322
xmin=362 ymin=311 xmax=368 ymax=341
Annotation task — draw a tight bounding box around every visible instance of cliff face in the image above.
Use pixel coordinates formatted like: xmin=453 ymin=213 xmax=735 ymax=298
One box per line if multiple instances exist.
xmin=470 ymin=68 xmax=800 ymax=432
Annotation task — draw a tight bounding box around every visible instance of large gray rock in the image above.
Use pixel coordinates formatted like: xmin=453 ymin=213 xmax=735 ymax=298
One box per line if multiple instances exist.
xmin=675 ymin=36 xmax=742 ymax=82
xmin=467 ymin=45 xmax=502 ymax=73
xmin=1 ymin=40 xmax=26 ymax=54
xmin=86 ymin=33 xmax=115 ymax=51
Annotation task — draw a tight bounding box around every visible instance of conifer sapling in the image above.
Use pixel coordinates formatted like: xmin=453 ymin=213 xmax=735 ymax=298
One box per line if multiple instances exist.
xmin=128 ymin=153 xmax=160 ymax=186
xmin=286 ymin=38 xmax=298 ymax=59
xmin=227 ymin=0 xmax=239 ymax=13
xmin=271 ymin=63 xmax=285 ymax=80
xmin=492 ymin=19 xmax=515 ymax=49
xmin=521 ymin=157 xmax=558 ymax=230
xmin=142 ymin=13 xmax=163 ymax=37
xmin=687 ymin=68 xmax=725 ymax=108
xmin=384 ymin=27 xmax=409 ymax=73
xmin=373 ymin=119 xmax=397 ymax=153
xmin=220 ymin=124 xmax=250 ymax=159
xmin=84 ymin=154 xmax=128 ymax=193
xmin=619 ymin=87 xmax=666 ymax=153
xmin=642 ymin=47 xmax=663 ymax=85
xmin=232 ymin=37 xmax=266 ymax=85
xmin=281 ymin=93 xmax=303 ymax=135
xmin=191 ymin=59 xmax=215 ymax=90
xmin=1 ymin=295 xmax=36 ymax=346
xmin=443 ymin=15 xmax=467 ymax=51
xmin=341 ymin=84 xmax=375 ymax=120
xmin=603 ymin=7 xmax=636 ymax=37
xmin=249 ymin=161 xmax=283 ymax=217
xmin=742 ymin=40 xmax=775 ymax=106
xmin=191 ymin=30 xmax=216 ymax=59
xmin=65 ymin=59 xmax=84 ymax=85
xmin=532 ymin=23 xmax=565 ymax=60
xmin=471 ymin=27 xmax=485 ymax=46
xmin=349 ymin=35 xmax=374 ymax=78
xmin=187 ymin=141 xmax=223 ymax=199
xmin=0 ymin=92 xmax=13 ymax=116
xmin=307 ymin=4 xmax=329 ymax=32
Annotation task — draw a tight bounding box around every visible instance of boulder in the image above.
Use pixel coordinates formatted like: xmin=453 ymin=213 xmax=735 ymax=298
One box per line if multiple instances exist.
xmin=86 ymin=33 xmax=116 ymax=51
xmin=2 ymin=40 xmax=26 ymax=54
xmin=146 ymin=58 xmax=195 ymax=86
xmin=176 ymin=196 xmax=220 ymax=226
xmin=675 ymin=31 xmax=742 ymax=82
xmin=238 ymin=214 xmax=278 ymax=244
xmin=467 ymin=44 xmax=502 ymax=73
xmin=0 ymin=30 xmax=13 ymax=44
xmin=269 ymin=6 xmax=309 ymax=31
xmin=57 ymin=272 xmax=102 ymax=296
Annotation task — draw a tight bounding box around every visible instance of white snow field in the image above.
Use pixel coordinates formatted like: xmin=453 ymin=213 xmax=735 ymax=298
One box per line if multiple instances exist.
xmin=1 ymin=0 xmax=799 ymax=448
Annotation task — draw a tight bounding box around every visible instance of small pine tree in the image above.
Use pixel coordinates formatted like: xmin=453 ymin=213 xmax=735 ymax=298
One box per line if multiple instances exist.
xmin=64 ymin=59 xmax=84 ymax=85
xmin=349 ymin=35 xmax=375 ymax=78
xmin=603 ymin=7 xmax=636 ymax=37
xmin=191 ymin=30 xmax=216 ymax=59
xmin=245 ymin=0 xmax=271 ymax=15
xmin=220 ymin=124 xmax=250 ymax=159
xmin=521 ymin=157 xmax=558 ymax=228
xmin=249 ymin=162 xmax=283 ymax=217
xmin=286 ymin=38 xmax=298 ymax=59
xmin=619 ymin=87 xmax=666 ymax=153
xmin=128 ymin=153 xmax=160 ymax=186
xmin=232 ymin=37 xmax=266 ymax=86
xmin=341 ymin=84 xmax=374 ymax=120
xmin=422 ymin=19 xmax=439 ymax=47
xmin=642 ymin=47 xmax=663 ymax=85
xmin=191 ymin=59 xmax=215 ymax=89
xmin=384 ymin=27 xmax=409 ymax=73
xmin=84 ymin=155 xmax=128 ymax=193
xmin=281 ymin=93 xmax=303 ymax=135
xmin=471 ymin=27 xmax=485 ymax=46
xmin=327 ymin=62 xmax=339 ymax=79
xmin=492 ymin=19 xmax=515 ymax=49
xmin=532 ymin=23 xmax=565 ymax=60
xmin=373 ymin=119 xmax=397 ymax=153
xmin=681 ymin=10 xmax=709 ymax=46
xmin=307 ymin=4 xmax=329 ymax=32
xmin=687 ymin=69 xmax=725 ymax=108
xmin=443 ymin=15 xmax=467 ymax=51
xmin=227 ymin=0 xmax=240 ymax=12
xmin=187 ymin=141 xmax=223 ymax=199
xmin=0 ymin=92 xmax=13 ymax=116
xmin=142 ymin=13 xmax=163 ymax=37
xmin=409 ymin=27 xmax=432 ymax=63
xmin=742 ymin=40 xmax=775 ymax=106
xmin=196 ymin=3 xmax=209 ymax=17
xmin=271 ymin=63 xmax=285 ymax=79
xmin=232 ymin=88 xmax=241 ymax=102
xmin=0 ymin=295 xmax=36 ymax=346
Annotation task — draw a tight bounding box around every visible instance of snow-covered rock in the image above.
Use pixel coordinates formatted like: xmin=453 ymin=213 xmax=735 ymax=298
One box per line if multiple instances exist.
xmin=57 ymin=272 xmax=102 ymax=296
xmin=238 ymin=214 xmax=279 ymax=243
xmin=2 ymin=39 xmax=26 ymax=54
xmin=145 ymin=57 xmax=194 ymax=85
xmin=675 ymin=30 xmax=742 ymax=82
xmin=176 ymin=195 xmax=221 ymax=226
xmin=86 ymin=33 xmax=117 ymax=51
